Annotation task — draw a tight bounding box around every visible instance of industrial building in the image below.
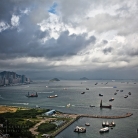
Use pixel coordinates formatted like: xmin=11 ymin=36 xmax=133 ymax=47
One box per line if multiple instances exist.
xmin=43 ymin=110 xmax=56 ymax=116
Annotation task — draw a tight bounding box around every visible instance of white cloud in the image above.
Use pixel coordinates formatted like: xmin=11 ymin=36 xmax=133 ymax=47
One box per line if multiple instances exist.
xmin=0 ymin=21 xmax=10 ymax=32
xmin=11 ymin=15 xmax=20 ymax=27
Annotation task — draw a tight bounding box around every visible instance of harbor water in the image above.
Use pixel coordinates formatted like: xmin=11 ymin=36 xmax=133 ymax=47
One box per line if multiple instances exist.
xmin=0 ymin=80 xmax=138 ymax=138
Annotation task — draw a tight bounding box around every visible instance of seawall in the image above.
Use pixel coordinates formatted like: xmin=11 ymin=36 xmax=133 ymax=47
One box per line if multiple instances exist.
xmin=51 ymin=112 xmax=133 ymax=137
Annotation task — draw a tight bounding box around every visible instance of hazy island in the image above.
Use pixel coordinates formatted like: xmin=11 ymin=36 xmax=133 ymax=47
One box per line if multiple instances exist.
xmin=80 ymin=77 xmax=89 ymax=80
xmin=50 ymin=78 xmax=60 ymax=82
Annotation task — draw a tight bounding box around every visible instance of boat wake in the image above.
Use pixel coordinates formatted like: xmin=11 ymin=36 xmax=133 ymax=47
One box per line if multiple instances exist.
xmin=23 ymin=86 xmax=29 ymax=88
xmin=97 ymin=87 xmax=113 ymax=88
xmin=0 ymin=95 xmax=4 ymax=99
xmin=37 ymin=91 xmax=54 ymax=93
xmin=57 ymin=105 xmax=66 ymax=108
xmin=12 ymin=103 xmax=29 ymax=105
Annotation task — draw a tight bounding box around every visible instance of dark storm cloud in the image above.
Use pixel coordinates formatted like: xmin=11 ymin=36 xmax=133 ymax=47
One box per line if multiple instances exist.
xmin=0 ymin=13 xmax=40 ymax=59
xmin=0 ymin=25 xmax=96 ymax=59
xmin=103 ymin=47 xmax=113 ymax=54
xmin=28 ymin=30 xmax=96 ymax=58
xmin=127 ymin=49 xmax=138 ymax=57
xmin=0 ymin=0 xmax=96 ymax=59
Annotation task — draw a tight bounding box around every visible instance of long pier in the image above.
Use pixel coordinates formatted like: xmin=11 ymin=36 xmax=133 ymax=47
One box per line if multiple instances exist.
xmin=51 ymin=113 xmax=133 ymax=137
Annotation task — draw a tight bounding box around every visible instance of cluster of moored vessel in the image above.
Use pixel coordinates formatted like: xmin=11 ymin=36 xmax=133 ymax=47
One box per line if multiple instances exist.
xmin=102 ymin=120 xmax=116 ymax=127
xmin=74 ymin=121 xmax=116 ymax=133
xmin=100 ymin=120 xmax=116 ymax=133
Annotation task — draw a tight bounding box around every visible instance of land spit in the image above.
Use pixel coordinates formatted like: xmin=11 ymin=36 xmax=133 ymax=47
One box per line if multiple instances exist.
xmin=51 ymin=113 xmax=133 ymax=137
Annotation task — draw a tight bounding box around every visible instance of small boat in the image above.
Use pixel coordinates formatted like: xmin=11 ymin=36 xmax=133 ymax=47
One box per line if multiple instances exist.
xmin=120 ymin=90 xmax=123 ymax=92
xmin=106 ymin=121 xmax=109 ymax=126
xmin=95 ymin=83 xmax=98 ymax=85
xmin=36 ymin=105 xmax=40 ymax=108
xmin=124 ymin=95 xmax=128 ymax=98
xmin=26 ymin=92 xmax=38 ymax=97
xmin=114 ymin=92 xmax=117 ymax=95
xmin=85 ymin=123 xmax=90 ymax=126
xmin=74 ymin=126 xmax=86 ymax=133
xmin=102 ymin=121 xmax=106 ymax=126
xmin=90 ymin=105 xmax=95 ymax=107
xmin=67 ymin=103 xmax=71 ymax=108
xmin=109 ymin=98 xmax=114 ymax=101
xmin=99 ymin=127 xmax=109 ymax=133
xmin=47 ymin=95 xmax=58 ymax=98
xmin=128 ymin=92 xmax=131 ymax=95
xmin=81 ymin=92 xmax=85 ymax=94
xmin=86 ymin=88 xmax=89 ymax=90
xmin=116 ymin=90 xmax=119 ymax=92
xmin=99 ymin=94 xmax=103 ymax=96
xmin=111 ymin=121 xmax=116 ymax=126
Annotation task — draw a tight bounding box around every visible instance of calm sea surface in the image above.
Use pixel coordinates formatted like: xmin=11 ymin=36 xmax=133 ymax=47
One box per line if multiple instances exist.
xmin=0 ymin=80 xmax=138 ymax=138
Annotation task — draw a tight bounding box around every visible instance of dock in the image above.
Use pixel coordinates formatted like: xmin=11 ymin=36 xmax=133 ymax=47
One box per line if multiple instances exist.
xmin=51 ymin=112 xmax=133 ymax=137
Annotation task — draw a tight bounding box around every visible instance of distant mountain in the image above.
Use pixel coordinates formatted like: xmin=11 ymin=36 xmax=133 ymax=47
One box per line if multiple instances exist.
xmin=50 ymin=78 xmax=60 ymax=81
xmin=80 ymin=77 xmax=89 ymax=80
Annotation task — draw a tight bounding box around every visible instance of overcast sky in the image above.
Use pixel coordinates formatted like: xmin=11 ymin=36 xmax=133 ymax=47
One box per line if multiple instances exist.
xmin=0 ymin=0 xmax=138 ymax=80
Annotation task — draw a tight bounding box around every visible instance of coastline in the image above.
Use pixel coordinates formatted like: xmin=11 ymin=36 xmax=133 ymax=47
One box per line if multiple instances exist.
xmin=0 ymin=105 xmax=133 ymax=137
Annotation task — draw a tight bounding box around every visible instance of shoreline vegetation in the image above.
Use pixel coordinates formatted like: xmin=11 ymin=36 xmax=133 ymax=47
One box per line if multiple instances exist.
xmin=0 ymin=105 xmax=133 ymax=138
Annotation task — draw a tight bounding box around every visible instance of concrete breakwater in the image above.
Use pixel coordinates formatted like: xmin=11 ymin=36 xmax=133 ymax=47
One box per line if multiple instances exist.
xmin=51 ymin=113 xmax=133 ymax=137
xmin=77 ymin=113 xmax=133 ymax=119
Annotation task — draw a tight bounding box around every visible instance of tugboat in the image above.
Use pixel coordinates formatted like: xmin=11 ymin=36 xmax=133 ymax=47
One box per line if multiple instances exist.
xmin=109 ymin=98 xmax=114 ymax=101
xmin=90 ymin=105 xmax=95 ymax=107
xmin=74 ymin=126 xmax=86 ymax=133
xmin=81 ymin=92 xmax=85 ymax=94
xmin=99 ymin=94 xmax=103 ymax=96
xmin=47 ymin=95 xmax=58 ymax=98
xmin=26 ymin=92 xmax=38 ymax=97
xmin=105 ymin=121 xmax=109 ymax=126
xmin=102 ymin=121 xmax=106 ymax=127
xmin=128 ymin=92 xmax=131 ymax=95
xmin=124 ymin=95 xmax=128 ymax=98
xmin=110 ymin=121 xmax=116 ymax=127
xmin=85 ymin=123 xmax=90 ymax=126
